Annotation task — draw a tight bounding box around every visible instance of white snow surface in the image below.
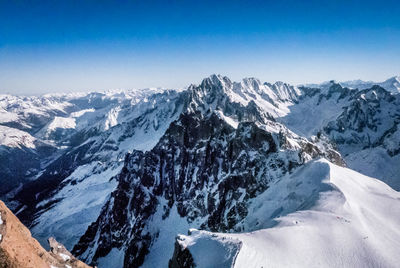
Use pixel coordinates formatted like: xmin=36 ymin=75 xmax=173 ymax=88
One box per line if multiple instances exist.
xmin=0 ymin=125 xmax=37 ymax=149
xmin=31 ymin=162 xmax=122 ymax=250
xmin=279 ymin=93 xmax=348 ymax=137
xmin=95 ymin=202 xmax=195 ymax=268
xmin=177 ymin=159 xmax=400 ymax=268
xmin=216 ymin=110 xmax=239 ymax=129
xmin=59 ymin=253 xmax=70 ymax=261
xmin=177 ymin=229 xmax=242 ymax=268
xmin=97 ymin=248 xmax=125 ymax=268
xmin=47 ymin=117 xmax=76 ymax=130
xmin=345 ymin=147 xmax=400 ymax=191
xmin=141 ymin=203 xmax=194 ymax=268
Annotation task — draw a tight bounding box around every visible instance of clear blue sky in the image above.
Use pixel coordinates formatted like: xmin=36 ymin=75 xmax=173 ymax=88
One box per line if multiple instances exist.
xmin=1 ymin=0 xmax=400 ymax=94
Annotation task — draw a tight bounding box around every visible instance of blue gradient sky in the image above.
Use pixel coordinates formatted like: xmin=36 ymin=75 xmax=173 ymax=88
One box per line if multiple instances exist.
xmin=1 ymin=0 xmax=400 ymax=94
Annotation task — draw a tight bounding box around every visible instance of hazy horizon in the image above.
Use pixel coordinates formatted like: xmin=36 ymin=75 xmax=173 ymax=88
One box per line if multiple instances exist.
xmin=1 ymin=73 xmax=399 ymax=97
xmin=1 ymin=0 xmax=400 ymax=95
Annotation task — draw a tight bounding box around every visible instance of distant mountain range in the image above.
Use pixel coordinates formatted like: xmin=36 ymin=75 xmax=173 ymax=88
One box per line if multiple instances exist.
xmin=303 ymin=75 xmax=400 ymax=93
xmin=1 ymin=74 xmax=399 ymax=267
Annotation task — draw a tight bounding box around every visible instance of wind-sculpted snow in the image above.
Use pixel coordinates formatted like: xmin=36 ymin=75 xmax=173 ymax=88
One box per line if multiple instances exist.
xmin=172 ymin=159 xmax=400 ymax=268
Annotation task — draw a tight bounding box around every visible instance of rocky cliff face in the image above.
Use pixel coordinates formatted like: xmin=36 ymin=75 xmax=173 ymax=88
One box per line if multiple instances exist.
xmin=0 ymin=200 xmax=92 ymax=268
xmin=324 ymin=85 xmax=399 ymax=153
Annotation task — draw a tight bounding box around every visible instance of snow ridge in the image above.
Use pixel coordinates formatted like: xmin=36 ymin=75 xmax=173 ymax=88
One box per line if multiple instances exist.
xmin=174 ymin=159 xmax=400 ymax=268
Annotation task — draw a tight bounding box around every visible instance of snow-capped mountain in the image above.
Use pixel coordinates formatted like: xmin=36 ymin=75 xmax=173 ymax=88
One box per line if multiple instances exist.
xmin=341 ymin=76 xmax=400 ymax=94
xmin=0 ymin=74 xmax=399 ymax=268
xmin=0 ymin=89 xmax=163 ymax=195
xmin=70 ymin=76 xmax=343 ymax=267
xmin=2 ymin=88 xmax=184 ymax=249
xmin=304 ymin=75 xmax=400 ymax=94
xmin=279 ymin=81 xmax=400 ymax=191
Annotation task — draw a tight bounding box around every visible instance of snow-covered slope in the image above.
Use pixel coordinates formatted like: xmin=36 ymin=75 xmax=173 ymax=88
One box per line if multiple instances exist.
xmin=11 ymin=89 xmax=184 ymax=250
xmin=279 ymin=81 xmax=353 ymax=137
xmin=172 ymin=159 xmax=400 ymax=268
xmin=0 ymin=125 xmax=56 ymax=195
xmin=0 ymin=89 xmax=166 ymax=196
xmin=1 ymin=74 xmax=399 ymax=268
xmin=0 ymin=125 xmax=37 ymax=149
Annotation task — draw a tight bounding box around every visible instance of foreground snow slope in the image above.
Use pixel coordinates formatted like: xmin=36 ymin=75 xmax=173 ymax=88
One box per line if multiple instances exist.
xmin=175 ymin=159 xmax=400 ymax=268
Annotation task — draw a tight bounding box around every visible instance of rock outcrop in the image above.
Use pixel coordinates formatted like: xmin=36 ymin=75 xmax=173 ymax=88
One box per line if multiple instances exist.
xmin=0 ymin=200 xmax=92 ymax=268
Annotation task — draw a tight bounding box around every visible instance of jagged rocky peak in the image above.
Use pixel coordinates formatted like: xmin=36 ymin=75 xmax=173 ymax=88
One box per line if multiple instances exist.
xmin=241 ymin=77 xmax=262 ymax=89
xmin=321 ymin=81 xmax=353 ymax=101
xmin=353 ymin=85 xmax=395 ymax=102
xmin=190 ymin=74 xmax=301 ymax=113
xmin=197 ymin=74 xmax=233 ymax=98
xmin=239 ymin=77 xmax=267 ymax=96
xmin=186 ymin=74 xmax=232 ymax=110
xmin=186 ymin=75 xmax=269 ymax=123
xmin=265 ymin=80 xmax=301 ymax=102
xmin=368 ymin=75 xmax=400 ymax=94
xmin=324 ymin=84 xmax=400 ymax=157
xmin=71 ymin=75 xmax=344 ymax=267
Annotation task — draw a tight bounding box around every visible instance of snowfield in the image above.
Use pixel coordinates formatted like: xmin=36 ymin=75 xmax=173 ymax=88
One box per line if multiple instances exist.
xmin=176 ymin=159 xmax=400 ymax=268
xmin=0 ymin=125 xmax=37 ymax=149
xmin=31 ymin=162 xmax=122 ymax=250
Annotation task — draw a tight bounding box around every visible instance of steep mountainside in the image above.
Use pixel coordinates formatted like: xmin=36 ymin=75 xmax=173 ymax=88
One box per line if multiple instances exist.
xmin=0 ymin=74 xmax=399 ymax=268
xmin=6 ymin=89 xmax=184 ymax=250
xmin=324 ymin=86 xmax=400 ymax=190
xmin=0 ymin=200 xmax=92 ymax=268
xmin=0 ymin=89 xmax=167 ymax=195
xmin=71 ymin=76 xmax=343 ymax=267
